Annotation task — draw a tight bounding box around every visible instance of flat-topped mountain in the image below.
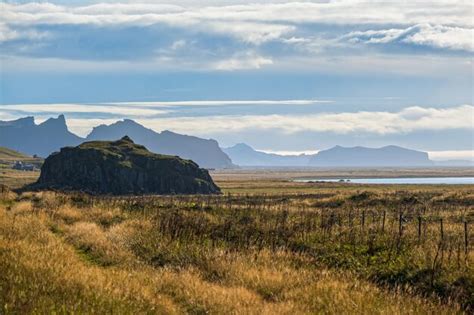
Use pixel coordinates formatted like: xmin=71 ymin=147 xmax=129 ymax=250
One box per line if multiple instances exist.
xmin=309 ymin=145 xmax=433 ymax=167
xmin=0 ymin=115 xmax=82 ymax=157
xmin=224 ymin=143 xmax=434 ymax=167
xmin=35 ymin=136 xmax=220 ymax=195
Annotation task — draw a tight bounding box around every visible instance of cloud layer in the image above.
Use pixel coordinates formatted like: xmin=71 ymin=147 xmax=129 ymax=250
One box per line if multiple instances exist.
xmin=1 ymin=1 xmax=472 ymax=72
xmin=1 ymin=102 xmax=471 ymax=137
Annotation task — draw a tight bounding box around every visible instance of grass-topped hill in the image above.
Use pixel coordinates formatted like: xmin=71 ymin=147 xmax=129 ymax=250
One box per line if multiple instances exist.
xmin=0 ymin=147 xmax=31 ymax=160
xmin=34 ymin=136 xmax=220 ymax=195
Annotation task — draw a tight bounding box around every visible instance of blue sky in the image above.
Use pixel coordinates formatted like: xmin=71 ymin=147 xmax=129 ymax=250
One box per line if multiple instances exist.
xmin=0 ymin=1 xmax=473 ymax=160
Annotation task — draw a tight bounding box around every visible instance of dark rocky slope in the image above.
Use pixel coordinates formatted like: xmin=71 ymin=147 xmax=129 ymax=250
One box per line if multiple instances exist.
xmin=35 ymin=136 xmax=220 ymax=195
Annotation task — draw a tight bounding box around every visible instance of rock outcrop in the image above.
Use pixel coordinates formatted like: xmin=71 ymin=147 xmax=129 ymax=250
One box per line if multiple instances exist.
xmin=35 ymin=136 xmax=220 ymax=195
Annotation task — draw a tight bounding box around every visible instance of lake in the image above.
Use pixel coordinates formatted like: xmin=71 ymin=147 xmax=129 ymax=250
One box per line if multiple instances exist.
xmin=294 ymin=177 xmax=474 ymax=185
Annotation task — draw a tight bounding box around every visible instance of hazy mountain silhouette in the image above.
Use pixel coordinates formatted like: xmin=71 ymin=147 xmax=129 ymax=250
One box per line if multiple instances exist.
xmin=224 ymin=143 xmax=434 ymax=167
xmin=0 ymin=115 xmax=82 ymax=157
xmin=309 ymin=145 xmax=433 ymax=167
xmin=0 ymin=116 xmax=234 ymax=169
xmin=86 ymin=119 xmax=234 ymax=169
xmin=0 ymin=115 xmax=448 ymax=168
xmin=223 ymin=143 xmax=312 ymax=166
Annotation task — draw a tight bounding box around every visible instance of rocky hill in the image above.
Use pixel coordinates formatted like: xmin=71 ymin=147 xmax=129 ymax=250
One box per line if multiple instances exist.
xmin=35 ymin=136 xmax=220 ymax=195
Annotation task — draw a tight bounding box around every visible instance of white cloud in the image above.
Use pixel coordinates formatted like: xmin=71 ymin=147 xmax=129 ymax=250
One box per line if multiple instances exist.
xmin=1 ymin=1 xmax=472 ymax=75
xmin=0 ymin=104 xmax=168 ymax=116
xmin=2 ymin=102 xmax=472 ymax=139
xmin=109 ymin=99 xmax=331 ymax=106
xmin=404 ymin=25 xmax=474 ymax=52
xmin=88 ymin=105 xmax=474 ymax=136
xmin=428 ymin=150 xmax=474 ymax=161
xmin=0 ymin=22 xmax=50 ymax=43
xmin=343 ymin=24 xmax=474 ymax=52
xmin=212 ymin=52 xmax=273 ymax=70
xmin=170 ymin=39 xmax=187 ymax=50
xmin=207 ymin=21 xmax=294 ymax=44
xmin=258 ymin=149 xmax=320 ymax=156
xmin=1 ymin=1 xmax=472 ymax=45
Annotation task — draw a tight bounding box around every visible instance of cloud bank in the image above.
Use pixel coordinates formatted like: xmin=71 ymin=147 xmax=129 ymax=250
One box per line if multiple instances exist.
xmin=1 ymin=102 xmax=471 ymax=137
xmin=1 ymin=1 xmax=472 ymax=73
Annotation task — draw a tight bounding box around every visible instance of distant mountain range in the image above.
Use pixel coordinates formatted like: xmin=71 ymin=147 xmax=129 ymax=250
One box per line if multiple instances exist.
xmin=0 ymin=115 xmax=234 ymax=169
xmin=223 ymin=143 xmax=312 ymax=166
xmin=86 ymin=119 xmax=234 ymax=169
xmin=1 ymin=115 xmax=471 ymax=169
xmin=224 ymin=143 xmax=472 ymax=167
xmin=0 ymin=116 xmax=82 ymax=157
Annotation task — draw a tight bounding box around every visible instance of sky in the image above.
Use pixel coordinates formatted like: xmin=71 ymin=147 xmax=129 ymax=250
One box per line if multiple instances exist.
xmin=0 ymin=0 xmax=473 ymax=160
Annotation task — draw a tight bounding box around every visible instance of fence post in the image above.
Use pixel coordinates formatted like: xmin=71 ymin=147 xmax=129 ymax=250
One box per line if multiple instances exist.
xmin=381 ymin=210 xmax=386 ymax=233
xmin=361 ymin=210 xmax=365 ymax=231
xmin=398 ymin=212 xmax=403 ymax=238
xmin=465 ymin=221 xmax=469 ymax=264
xmin=418 ymin=216 xmax=422 ymax=243
xmin=440 ymin=218 xmax=444 ymax=241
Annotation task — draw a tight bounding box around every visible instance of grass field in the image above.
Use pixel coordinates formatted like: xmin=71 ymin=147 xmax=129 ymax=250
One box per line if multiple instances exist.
xmin=1 ymin=169 xmax=473 ymax=313
xmin=0 ymin=147 xmax=42 ymax=189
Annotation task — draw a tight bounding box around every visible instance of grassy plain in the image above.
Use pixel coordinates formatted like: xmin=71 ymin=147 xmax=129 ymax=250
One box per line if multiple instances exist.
xmin=0 ymin=147 xmax=42 ymax=189
xmin=1 ymin=168 xmax=473 ymax=314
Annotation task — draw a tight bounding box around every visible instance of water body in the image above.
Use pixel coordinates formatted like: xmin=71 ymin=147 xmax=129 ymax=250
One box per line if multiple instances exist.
xmin=294 ymin=177 xmax=474 ymax=185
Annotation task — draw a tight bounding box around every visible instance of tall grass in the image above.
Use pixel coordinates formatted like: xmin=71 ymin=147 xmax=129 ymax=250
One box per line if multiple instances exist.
xmin=1 ymin=187 xmax=472 ymax=313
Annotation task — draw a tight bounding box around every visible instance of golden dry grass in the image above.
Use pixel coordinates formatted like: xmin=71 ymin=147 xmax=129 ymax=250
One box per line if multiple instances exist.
xmin=1 ymin=187 xmax=468 ymax=314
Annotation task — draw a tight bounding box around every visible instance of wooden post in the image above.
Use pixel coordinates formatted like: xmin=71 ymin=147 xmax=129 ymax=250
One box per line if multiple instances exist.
xmin=398 ymin=212 xmax=403 ymax=238
xmin=465 ymin=221 xmax=469 ymax=260
xmin=418 ymin=216 xmax=422 ymax=243
xmin=440 ymin=218 xmax=444 ymax=241
xmin=361 ymin=210 xmax=366 ymax=231
xmin=381 ymin=210 xmax=386 ymax=233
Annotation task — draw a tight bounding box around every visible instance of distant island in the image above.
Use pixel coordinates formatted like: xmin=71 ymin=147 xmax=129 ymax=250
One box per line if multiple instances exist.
xmin=224 ymin=143 xmax=472 ymax=168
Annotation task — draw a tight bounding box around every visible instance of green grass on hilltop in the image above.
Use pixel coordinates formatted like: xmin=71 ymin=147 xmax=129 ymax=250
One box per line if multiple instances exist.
xmin=0 ymin=147 xmax=31 ymax=160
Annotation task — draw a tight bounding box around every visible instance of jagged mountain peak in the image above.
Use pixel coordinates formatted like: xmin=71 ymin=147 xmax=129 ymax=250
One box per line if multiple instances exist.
xmin=39 ymin=114 xmax=67 ymax=129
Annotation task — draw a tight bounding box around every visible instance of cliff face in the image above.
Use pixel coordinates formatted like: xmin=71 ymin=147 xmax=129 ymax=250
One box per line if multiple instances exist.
xmin=36 ymin=136 xmax=220 ymax=195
